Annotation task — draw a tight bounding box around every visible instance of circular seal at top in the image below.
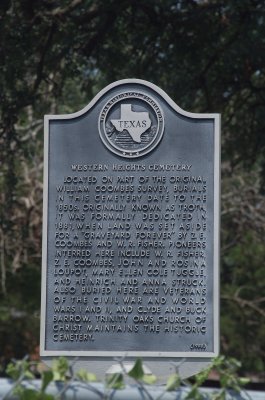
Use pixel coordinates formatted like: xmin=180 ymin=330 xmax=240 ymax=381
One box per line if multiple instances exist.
xmin=98 ymin=91 xmax=164 ymax=158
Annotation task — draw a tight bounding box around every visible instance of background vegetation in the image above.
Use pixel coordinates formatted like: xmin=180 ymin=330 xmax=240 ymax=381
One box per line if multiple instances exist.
xmin=0 ymin=0 xmax=264 ymax=378
xmin=4 ymin=356 xmax=251 ymax=399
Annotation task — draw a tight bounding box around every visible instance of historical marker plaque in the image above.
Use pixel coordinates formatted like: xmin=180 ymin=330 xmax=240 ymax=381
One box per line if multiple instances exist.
xmin=41 ymin=79 xmax=220 ymax=377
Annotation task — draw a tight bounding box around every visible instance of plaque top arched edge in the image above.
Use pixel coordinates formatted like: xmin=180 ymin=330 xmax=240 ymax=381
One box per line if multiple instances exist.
xmin=44 ymin=78 xmax=220 ymax=122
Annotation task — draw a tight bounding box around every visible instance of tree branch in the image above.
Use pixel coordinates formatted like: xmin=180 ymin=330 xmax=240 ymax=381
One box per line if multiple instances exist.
xmin=33 ymin=23 xmax=57 ymax=93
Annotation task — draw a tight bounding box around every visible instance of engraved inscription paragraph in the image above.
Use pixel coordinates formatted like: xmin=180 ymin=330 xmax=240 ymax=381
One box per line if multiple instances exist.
xmin=50 ymin=164 xmax=210 ymax=353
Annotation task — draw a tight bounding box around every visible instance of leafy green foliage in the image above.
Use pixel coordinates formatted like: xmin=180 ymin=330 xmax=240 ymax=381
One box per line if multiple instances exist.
xmin=41 ymin=370 xmax=53 ymax=393
xmin=51 ymin=357 xmax=69 ymax=381
xmin=6 ymin=359 xmax=53 ymax=400
xmin=184 ymin=356 xmax=251 ymax=400
xmin=165 ymin=373 xmax=180 ymax=391
xmin=141 ymin=374 xmax=157 ymax=385
xmin=75 ymin=368 xmax=97 ymax=383
xmin=128 ymin=358 xmax=157 ymax=384
xmin=14 ymin=388 xmax=54 ymax=400
xmin=5 ymin=357 xmax=98 ymax=399
xmin=127 ymin=358 xmax=144 ymax=380
xmin=221 ymin=230 xmax=265 ymax=372
xmin=214 ymin=356 xmax=250 ymax=393
xmin=106 ymin=372 xmax=125 ymax=390
xmin=4 ymin=356 xmax=252 ymax=399
xmin=6 ymin=359 xmax=35 ymax=380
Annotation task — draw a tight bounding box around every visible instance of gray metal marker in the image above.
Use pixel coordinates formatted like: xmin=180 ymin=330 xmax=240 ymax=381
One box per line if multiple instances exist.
xmin=40 ymin=79 xmax=220 ymax=378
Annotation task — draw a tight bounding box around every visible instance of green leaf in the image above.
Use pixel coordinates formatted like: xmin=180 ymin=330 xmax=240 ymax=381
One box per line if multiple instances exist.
xmin=20 ymin=388 xmax=40 ymax=400
xmin=26 ymin=391 xmax=54 ymax=400
xmin=142 ymin=374 xmax=157 ymax=385
xmin=52 ymin=357 xmax=68 ymax=381
xmin=211 ymin=389 xmax=226 ymax=400
xmin=238 ymin=377 xmax=250 ymax=386
xmin=220 ymin=374 xmax=229 ymax=388
xmin=106 ymin=373 xmax=125 ymax=389
xmin=185 ymin=387 xmax=204 ymax=400
xmin=6 ymin=360 xmax=34 ymax=381
xmin=195 ymin=364 xmax=212 ymax=387
xmin=213 ymin=356 xmax=225 ymax=367
xmin=6 ymin=362 xmax=21 ymax=380
xmin=76 ymin=368 xmax=97 ymax=382
xmin=41 ymin=370 xmax=54 ymax=392
xmin=44 ymin=396 xmax=55 ymax=400
xmin=127 ymin=358 xmax=144 ymax=380
xmin=166 ymin=373 xmax=180 ymax=391
xmin=24 ymin=370 xmax=35 ymax=379
xmin=40 ymin=395 xmax=55 ymax=400
xmin=228 ymin=358 xmax=241 ymax=369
